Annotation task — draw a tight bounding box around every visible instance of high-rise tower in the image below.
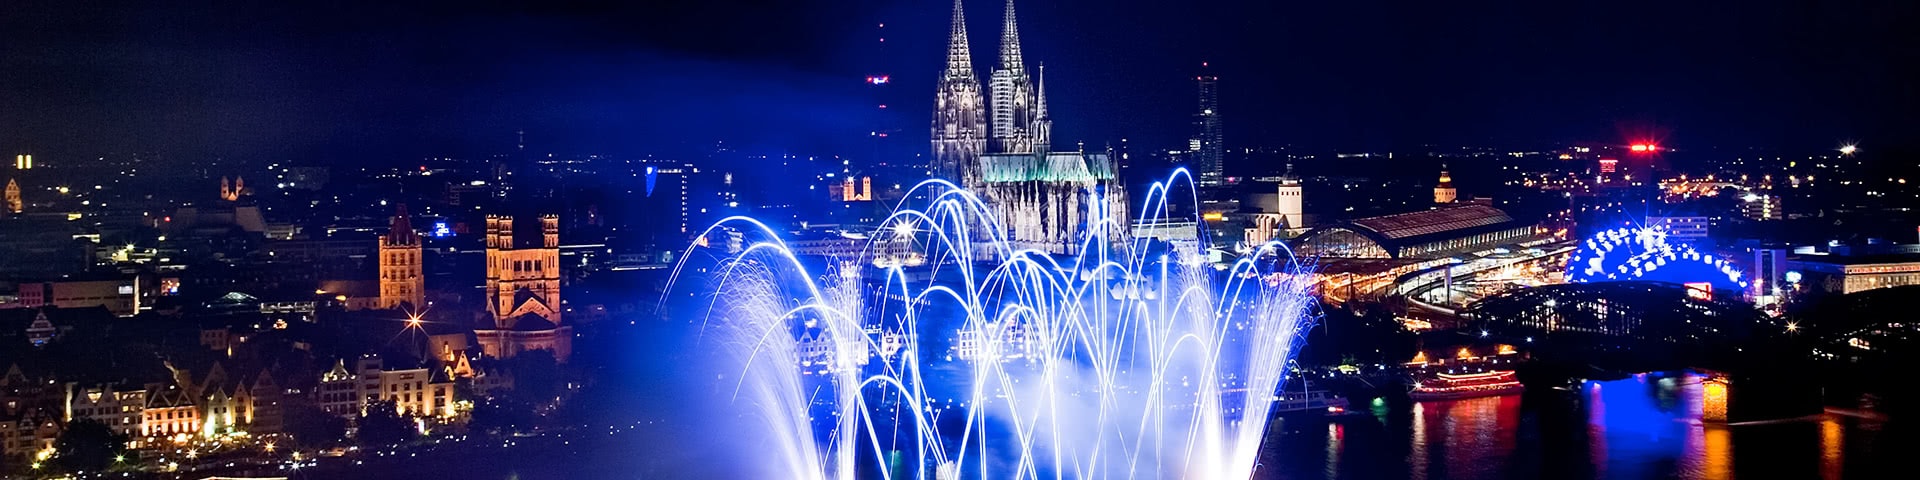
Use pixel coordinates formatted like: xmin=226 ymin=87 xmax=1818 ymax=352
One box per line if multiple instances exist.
xmin=1192 ymin=65 xmax=1224 ymax=186
xmin=988 ymin=0 xmax=1037 ymax=155
xmin=377 ymin=204 xmax=424 ymax=310
xmin=932 ymin=0 xmax=988 ymax=185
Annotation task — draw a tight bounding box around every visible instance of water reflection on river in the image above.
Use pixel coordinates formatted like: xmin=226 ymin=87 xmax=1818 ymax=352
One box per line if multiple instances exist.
xmin=1256 ymin=373 xmax=1891 ymax=480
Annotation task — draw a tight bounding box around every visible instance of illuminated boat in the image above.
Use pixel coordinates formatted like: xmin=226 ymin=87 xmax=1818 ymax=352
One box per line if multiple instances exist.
xmin=1216 ymin=383 xmax=1351 ymax=419
xmin=1409 ymin=370 xmax=1525 ymax=401
xmin=1272 ymin=387 xmax=1352 ymax=416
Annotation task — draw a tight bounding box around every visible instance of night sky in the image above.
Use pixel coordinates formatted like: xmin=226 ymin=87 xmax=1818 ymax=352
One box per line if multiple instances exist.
xmin=3 ymin=0 xmax=1916 ymax=164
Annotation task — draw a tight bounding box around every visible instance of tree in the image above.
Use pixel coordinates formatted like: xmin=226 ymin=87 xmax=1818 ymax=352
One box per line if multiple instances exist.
xmin=468 ymin=395 xmax=536 ymax=435
xmin=282 ymin=404 xmax=348 ymax=448
xmin=1300 ymin=303 xmax=1418 ymax=367
xmin=54 ymin=419 xmax=128 ymax=472
xmin=502 ymin=348 xmax=561 ymax=402
xmin=355 ymin=400 xmax=416 ymax=447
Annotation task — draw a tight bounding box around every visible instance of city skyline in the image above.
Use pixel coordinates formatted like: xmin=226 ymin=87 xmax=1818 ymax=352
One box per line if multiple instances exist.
xmin=0 ymin=1 xmax=1915 ymax=478
xmin=4 ymin=0 xmax=1917 ymax=165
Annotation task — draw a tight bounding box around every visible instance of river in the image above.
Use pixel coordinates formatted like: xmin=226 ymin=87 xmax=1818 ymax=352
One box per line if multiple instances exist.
xmin=1253 ymin=372 xmax=1897 ymax=479
xmin=313 ymin=372 xmax=1902 ymax=479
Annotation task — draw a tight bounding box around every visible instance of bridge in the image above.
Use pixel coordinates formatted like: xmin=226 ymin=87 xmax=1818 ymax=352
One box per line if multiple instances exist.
xmin=1459 ymin=281 xmax=1779 ymax=348
xmin=1449 ymin=281 xmax=1822 ymax=422
xmin=1793 ymin=285 xmax=1920 ymax=360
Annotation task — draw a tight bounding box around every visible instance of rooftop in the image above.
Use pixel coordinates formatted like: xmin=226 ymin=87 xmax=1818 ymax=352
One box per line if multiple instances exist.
xmin=1348 ymin=205 xmax=1513 ymax=240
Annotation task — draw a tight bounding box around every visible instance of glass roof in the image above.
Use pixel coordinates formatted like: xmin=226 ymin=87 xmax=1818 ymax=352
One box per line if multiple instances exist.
xmin=1348 ymin=205 xmax=1513 ymax=240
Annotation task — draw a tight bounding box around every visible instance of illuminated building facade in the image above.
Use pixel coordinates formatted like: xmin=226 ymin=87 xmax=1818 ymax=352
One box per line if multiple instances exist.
xmin=1433 ymin=166 xmax=1457 ymax=204
xmin=932 ymin=0 xmax=1128 ymax=255
xmin=25 ymin=310 xmax=55 ymax=346
xmin=4 ymin=178 xmax=19 ymax=213
xmin=218 ymin=176 xmax=245 ymax=201
xmin=1241 ymin=165 xmax=1306 ymax=247
xmin=377 ymin=205 xmax=425 ymax=310
xmin=376 ymin=367 xmax=455 ymax=418
xmin=1740 ymin=193 xmax=1782 ymax=221
xmin=1790 ymin=255 xmax=1920 ymax=295
xmin=835 ymin=176 xmax=874 ymax=202
xmin=12 ymin=154 xmax=30 ymax=170
xmin=1646 ymin=216 xmax=1710 ymax=244
xmin=475 ymin=215 xmax=572 ymax=361
xmin=16 ymin=276 xmax=149 ymax=317
xmin=66 ymin=385 xmax=147 ymax=441
xmin=1276 ymin=164 xmax=1304 ymax=229
xmin=0 ymin=405 xmax=60 ymax=461
xmin=1752 ymin=247 xmax=1786 ymax=306
xmin=316 ymin=356 xmax=459 ymax=418
xmin=316 ymin=359 xmax=362 ymax=416
xmin=140 ymin=388 xmax=199 ymax=438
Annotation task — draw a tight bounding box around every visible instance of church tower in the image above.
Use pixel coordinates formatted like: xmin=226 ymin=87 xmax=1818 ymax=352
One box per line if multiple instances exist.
xmin=219 ymin=176 xmax=245 ymax=201
xmin=988 ymin=0 xmax=1037 ymax=155
xmin=477 ymin=214 xmax=569 ymax=361
xmin=483 ymin=214 xmax=561 ymax=326
xmin=1434 ymin=165 xmax=1457 ymax=204
xmin=5 ymin=178 xmax=21 ymax=214
xmin=1277 ymin=163 xmax=1304 ymax=229
xmin=377 ymin=204 xmax=424 ymax=310
xmin=932 ymin=0 xmax=987 ymax=186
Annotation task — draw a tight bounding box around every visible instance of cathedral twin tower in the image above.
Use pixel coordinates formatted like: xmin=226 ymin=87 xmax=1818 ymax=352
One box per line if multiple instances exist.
xmin=933 ymin=0 xmax=1051 ymax=186
xmin=931 ymin=0 xmax=1126 ymax=256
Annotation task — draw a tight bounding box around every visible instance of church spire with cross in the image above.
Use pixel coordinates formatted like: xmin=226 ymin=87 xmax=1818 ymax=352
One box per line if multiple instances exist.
xmin=1032 ymin=63 xmax=1051 ymax=153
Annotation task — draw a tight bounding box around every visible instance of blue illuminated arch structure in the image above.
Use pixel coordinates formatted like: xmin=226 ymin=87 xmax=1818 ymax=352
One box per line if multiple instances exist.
xmin=1565 ymin=226 xmax=1747 ymax=295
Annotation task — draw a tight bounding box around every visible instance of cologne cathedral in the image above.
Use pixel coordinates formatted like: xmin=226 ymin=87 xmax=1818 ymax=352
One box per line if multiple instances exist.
xmin=932 ymin=0 xmax=1128 ymax=256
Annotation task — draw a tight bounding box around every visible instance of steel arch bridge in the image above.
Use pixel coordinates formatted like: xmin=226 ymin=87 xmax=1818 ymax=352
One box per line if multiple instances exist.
xmin=1566 ymin=226 xmax=1747 ymax=293
xmin=1797 ymin=285 xmax=1920 ymax=357
xmin=1460 ymin=281 xmax=1772 ymax=346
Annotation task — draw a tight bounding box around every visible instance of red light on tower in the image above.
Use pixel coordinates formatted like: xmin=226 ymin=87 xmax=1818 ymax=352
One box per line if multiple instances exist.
xmin=1630 ymin=143 xmax=1659 ymax=153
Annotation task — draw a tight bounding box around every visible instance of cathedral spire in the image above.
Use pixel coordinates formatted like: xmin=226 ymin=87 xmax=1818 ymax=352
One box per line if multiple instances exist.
xmin=944 ymin=0 xmax=974 ymax=78
xmin=999 ymin=0 xmax=1025 ymax=71
xmin=933 ymin=0 xmax=988 ymax=185
xmin=987 ymin=0 xmax=1036 ymax=154
xmin=1035 ymin=63 xmax=1048 ymax=119
xmin=1032 ymin=63 xmax=1051 ymax=152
